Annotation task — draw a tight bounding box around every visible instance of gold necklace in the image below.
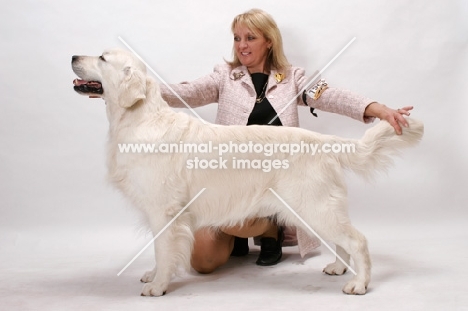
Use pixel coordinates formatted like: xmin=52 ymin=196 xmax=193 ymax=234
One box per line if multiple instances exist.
xmin=256 ymin=80 xmax=268 ymax=103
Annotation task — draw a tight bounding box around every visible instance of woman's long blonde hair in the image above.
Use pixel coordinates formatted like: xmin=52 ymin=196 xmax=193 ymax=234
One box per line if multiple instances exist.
xmin=226 ymin=9 xmax=290 ymax=72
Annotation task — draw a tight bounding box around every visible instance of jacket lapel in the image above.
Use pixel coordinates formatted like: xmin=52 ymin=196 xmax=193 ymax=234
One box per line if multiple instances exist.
xmin=229 ymin=66 xmax=290 ymax=119
xmin=267 ymin=69 xmax=290 ymax=119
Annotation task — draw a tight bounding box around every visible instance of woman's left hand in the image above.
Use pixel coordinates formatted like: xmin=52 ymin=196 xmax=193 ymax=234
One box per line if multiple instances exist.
xmin=364 ymin=103 xmax=413 ymax=135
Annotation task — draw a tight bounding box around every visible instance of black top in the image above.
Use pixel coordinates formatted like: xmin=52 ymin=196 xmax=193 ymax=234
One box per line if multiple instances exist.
xmin=246 ymin=73 xmax=282 ymax=126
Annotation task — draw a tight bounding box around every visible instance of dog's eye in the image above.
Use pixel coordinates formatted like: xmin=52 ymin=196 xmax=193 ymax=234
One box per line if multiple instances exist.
xmin=99 ymin=55 xmax=106 ymax=61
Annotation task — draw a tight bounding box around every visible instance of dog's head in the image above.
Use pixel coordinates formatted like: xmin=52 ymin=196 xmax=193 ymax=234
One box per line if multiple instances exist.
xmin=72 ymin=49 xmax=147 ymax=108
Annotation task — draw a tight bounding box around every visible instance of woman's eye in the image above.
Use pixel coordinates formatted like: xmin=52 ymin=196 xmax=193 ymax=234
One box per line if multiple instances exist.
xmin=248 ymin=36 xmax=255 ymax=41
xmin=234 ymin=37 xmax=240 ymax=42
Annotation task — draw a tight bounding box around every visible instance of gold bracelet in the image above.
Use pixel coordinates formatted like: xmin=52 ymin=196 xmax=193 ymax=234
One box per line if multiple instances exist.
xmin=307 ymin=79 xmax=328 ymax=100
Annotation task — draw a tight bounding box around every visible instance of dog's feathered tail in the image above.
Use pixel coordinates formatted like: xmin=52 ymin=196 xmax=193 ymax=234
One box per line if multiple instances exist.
xmin=338 ymin=118 xmax=424 ymax=180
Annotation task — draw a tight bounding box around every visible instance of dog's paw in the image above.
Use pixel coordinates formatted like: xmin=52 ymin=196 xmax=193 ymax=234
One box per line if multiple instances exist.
xmin=141 ymin=282 xmax=167 ymax=297
xmin=323 ymin=262 xmax=347 ymax=275
xmin=342 ymin=279 xmax=367 ymax=295
xmin=140 ymin=269 xmax=157 ymax=283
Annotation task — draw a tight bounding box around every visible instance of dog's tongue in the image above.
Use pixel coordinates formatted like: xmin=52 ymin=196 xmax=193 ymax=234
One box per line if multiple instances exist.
xmin=73 ymin=79 xmax=88 ymax=86
xmin=73 ymin=79 xmax=102 ymax=87
xmin=73 ymin=78 xmax=103 ymax=95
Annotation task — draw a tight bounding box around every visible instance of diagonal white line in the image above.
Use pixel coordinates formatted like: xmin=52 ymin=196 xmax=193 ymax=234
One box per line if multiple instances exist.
xmin=268 ymin=37 xmax=356 ymax=125
xmin=118 ymin=36 xmax=208 ymax=124
xmin=117 ymin=188 xmax=206 ymax=276
xmin=268 ymin=188 xmax=357 ymax=276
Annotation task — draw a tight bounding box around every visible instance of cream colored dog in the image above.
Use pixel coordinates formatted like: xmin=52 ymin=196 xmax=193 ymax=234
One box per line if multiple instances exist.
xmin=72 ymin=49 xmax=423 ymax=297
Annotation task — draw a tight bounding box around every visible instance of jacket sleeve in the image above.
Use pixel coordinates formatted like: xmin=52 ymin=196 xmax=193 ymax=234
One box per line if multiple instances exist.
xmin=294 ymin=67 xmax=376 ymax=123
xmin=159 ymin=65 xmax=225 ymax=108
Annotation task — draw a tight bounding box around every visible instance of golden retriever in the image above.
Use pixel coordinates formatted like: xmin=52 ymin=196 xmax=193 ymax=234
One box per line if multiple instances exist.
xmin=71 ymin=48 xmax=423 ymax=296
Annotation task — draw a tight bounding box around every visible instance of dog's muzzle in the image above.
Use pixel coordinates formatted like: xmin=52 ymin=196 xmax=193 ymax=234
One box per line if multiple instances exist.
xmin=71 ymin=56 xmax=104 ymax=95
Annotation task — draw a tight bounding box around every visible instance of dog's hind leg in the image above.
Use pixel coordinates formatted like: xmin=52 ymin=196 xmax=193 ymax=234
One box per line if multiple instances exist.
xmin=328 ymin=226 xmax=371 ymax=295
xmin=323 ymin=245 xmax=350 ymax=275
xmin=289 ymin=192 xmax=371 ymax=295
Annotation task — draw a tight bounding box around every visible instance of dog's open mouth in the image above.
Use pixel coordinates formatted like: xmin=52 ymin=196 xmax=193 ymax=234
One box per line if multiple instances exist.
xmin=73 ymin=79 xmax=103 ymax=95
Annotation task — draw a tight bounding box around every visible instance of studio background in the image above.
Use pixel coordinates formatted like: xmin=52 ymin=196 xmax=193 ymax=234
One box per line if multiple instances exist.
xmin=1 ymin=1 xmax=467 ymax=310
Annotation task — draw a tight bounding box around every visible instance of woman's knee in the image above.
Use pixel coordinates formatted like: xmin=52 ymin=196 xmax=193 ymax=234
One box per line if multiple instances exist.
xmin=191 ymin=254 xmax=227 ymax=274
xmin=191 ymin=228 xmax=233 ymax=274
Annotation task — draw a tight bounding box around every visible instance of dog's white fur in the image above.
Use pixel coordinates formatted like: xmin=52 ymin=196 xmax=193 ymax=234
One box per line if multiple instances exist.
xmin=72 ymin=49 xmax=424 ymax=296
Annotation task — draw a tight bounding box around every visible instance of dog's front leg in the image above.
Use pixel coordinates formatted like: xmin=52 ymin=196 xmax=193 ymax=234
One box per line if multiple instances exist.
xmin=140 ymin=242 xmax=157 ymax=283
xmin=140 ymin=217 xmax=193 ymax=297
xmin=140 ymin=266 xmax=157 ymax=283
xmin=140 ymin=224 xmax=162 ymax=283
xmin=140 ymin=231 xmax=173 ymax=297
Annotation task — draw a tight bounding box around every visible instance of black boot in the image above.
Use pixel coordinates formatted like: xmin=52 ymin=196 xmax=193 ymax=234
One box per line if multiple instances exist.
xmin=230 ymin=237 xmax=249 ymax=257
xmin=255 ymin=227 xmax=284 ymax=266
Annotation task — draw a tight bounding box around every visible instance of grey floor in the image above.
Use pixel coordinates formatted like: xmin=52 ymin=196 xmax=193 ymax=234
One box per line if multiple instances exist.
xmin=1 ymin=218 xmax=467 ymax=311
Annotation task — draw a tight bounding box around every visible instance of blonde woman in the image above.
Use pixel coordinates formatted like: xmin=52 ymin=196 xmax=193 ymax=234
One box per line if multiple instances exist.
xmin=160 ymin=8 xmax=412 ymax=273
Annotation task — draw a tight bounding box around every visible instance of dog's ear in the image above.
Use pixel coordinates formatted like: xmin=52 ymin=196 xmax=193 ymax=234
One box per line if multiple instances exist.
xmin=118 ymin=66 xmax=146 ymax=108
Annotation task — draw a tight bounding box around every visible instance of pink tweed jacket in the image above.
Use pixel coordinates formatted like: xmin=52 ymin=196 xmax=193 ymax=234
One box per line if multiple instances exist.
xmin=160 ymin=64 xmax=376 ymax=257
xmin=160 ymin=64 xmax=376 ymax=126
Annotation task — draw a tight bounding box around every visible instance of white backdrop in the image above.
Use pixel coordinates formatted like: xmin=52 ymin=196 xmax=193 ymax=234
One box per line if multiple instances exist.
xmin=1 ymin=0 xmax=467 ymax=232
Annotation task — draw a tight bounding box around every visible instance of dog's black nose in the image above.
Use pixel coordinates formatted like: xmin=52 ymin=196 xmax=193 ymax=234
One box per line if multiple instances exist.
xmin=72 ymin=55 xmax=79 ymax=63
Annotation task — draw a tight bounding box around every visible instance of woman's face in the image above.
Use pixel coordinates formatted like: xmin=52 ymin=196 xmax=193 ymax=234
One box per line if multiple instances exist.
xmin=233 ymin=24 xmax=271 ymax=73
